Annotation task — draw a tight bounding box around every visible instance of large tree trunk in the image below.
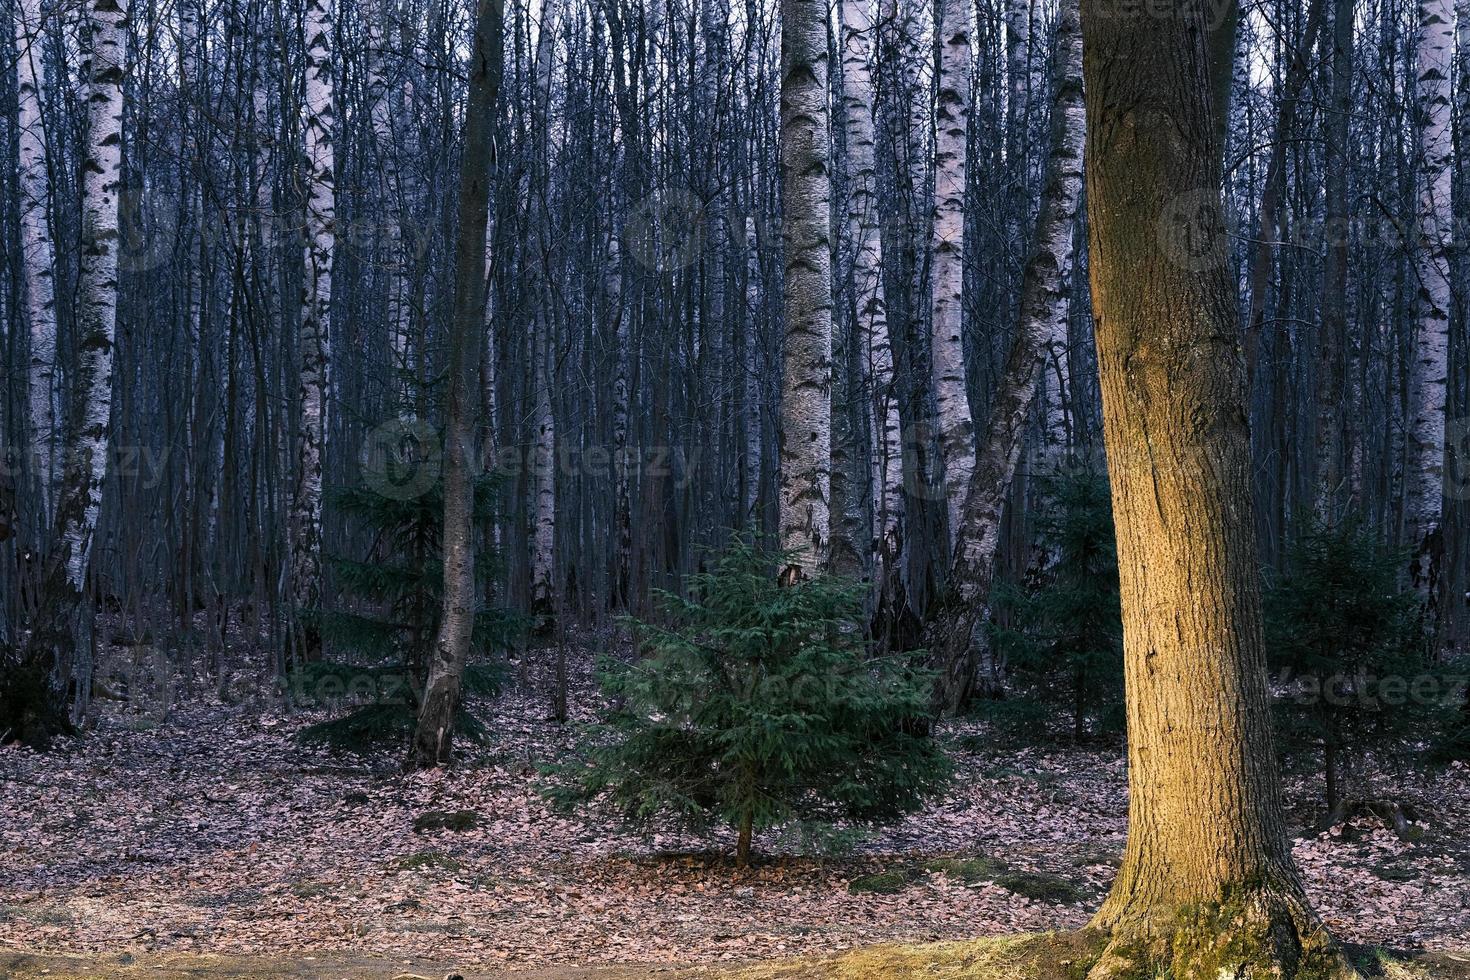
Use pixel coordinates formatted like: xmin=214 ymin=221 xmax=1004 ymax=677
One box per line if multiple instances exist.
xmin=777 ymin=0 xmax=833 ymax=583
xmin=409 ymin=0 xmax=500 ymax=770
xmin=930 ymin=0 xmax=974 ymax=546
xmin=1079 ymin=1 xmax=1357 ymax=976
xmin=839 ymin=0 xmax=902 ymax=576
xmin=13 ymin=0 xmax=58 ymax=523
xmin=925 ymin=0 xmax=1084 ymax=714
xmin=17 ymin=0 xmax=130 ymax=742
xmin=290 ymin=0 xmax=335 ymax=641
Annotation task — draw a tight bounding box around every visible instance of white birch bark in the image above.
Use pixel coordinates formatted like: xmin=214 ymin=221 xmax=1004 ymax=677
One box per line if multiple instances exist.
xmin=744 ymin=216 xmax=764 ymax=523
xmin=531 ymin=315 xmax=557 ymax=614
xmin=529 ymin=0 xmax=560 ymax=615
xmin=1408 ymin=0 xmax=1454 ymax=551
xmin=291 ymin=0 xmax=335 ymax=619
xmin=14 ymin=0 xmax=58 ymax=516
xmin=1004 ymin=0 xmax=1029 ymax=162
xmin=59 ymin=0 xmax=128 ymax=591
xmin=927 ymin=0 xmax=1084 ymax=711
xmin=607 ymin=232 xmax=630 ymax=597
xmin=365 ymin=0 xmax=409 ymax=400
xmin=840 ymin=0 xmax=902 ymax=564
xmin=778 ymin=0 xmax=833 ymax=582
xmin=930 ymin=0 xmax=974 ymax=545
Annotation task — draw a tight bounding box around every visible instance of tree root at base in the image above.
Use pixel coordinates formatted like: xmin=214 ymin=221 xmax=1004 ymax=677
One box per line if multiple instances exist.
xmin=1086 ymin=890 xmax=1360 ymax=980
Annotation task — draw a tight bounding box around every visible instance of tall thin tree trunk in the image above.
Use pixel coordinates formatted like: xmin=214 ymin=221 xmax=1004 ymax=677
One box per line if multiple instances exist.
xmin=925 ymin=0 xmax=1084 ymax=714
xmin=291 ymin=0 xmax=335 ymax=641
xmin=529 ymin=0 xmax=561 ymax=621
xmin=1079 ymin=2 xmax=1356 ymax=974
xmin=19 ymin=0 xmax=130 ymax=741
xmin=1316 ymin=0 xmax=1354 ymax=518
xmin=840 ymin=0 xmax=901 ymax=572
xmin=777 ymin=0 xmax=833 ymax=583
xmin=1408 ymin=0 xmax=1454 ymax=593
xmin=13 ymin=0 xmax=58 ymax=522
xmin=930 ymin=0 xmax=974 ymax=545
xmin=409 ymin=0 xmax=500 ymax=770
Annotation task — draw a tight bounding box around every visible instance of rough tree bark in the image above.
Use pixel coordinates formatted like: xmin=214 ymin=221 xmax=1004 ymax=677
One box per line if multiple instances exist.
xmin=930 ymin=0 xmax=974 ymax=545
xmin=13 ymin=0 xmax=58 ymax=521
xmin=408 ymin=0 xmax=500 ymax=770
xmin=925 ymin=0 xmax=1084 ymax=714
xmin=19 ymin=0 xmax=130 ymax=740
xmin=290 ymin=0 xmax=336 ymax=638
xmin=777 ymin=0 xmax=833 ymax=583
xmin=1079 ymin=1 xmax=1358 ymax=975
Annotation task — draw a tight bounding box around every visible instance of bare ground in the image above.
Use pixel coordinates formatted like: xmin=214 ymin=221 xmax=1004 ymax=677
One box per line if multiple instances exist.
xmin=3 ymin=643 xmax=1469 ymax=974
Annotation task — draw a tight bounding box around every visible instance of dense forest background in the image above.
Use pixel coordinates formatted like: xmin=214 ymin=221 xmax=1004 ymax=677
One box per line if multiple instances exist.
xmin=0 ymin=0 xmax=1467 ymax=726
xmin=3 ymin=0 xmax=1470 ymax=974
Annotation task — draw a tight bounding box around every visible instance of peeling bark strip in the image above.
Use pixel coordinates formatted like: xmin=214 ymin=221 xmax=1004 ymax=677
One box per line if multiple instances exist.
xmin=14 ymin=0 xmax=58 ymax=518
xmin=930 ymin=0 xmax=974 ymax=544
xmin=777 ymin=0 xmax=833 ymax=582
xmin=410 ymin=0 xmax=500 ymax=770
xmin=1077 ymin=1 xmax=1355 ymax=974
xmin=291 ymin=0 xmax=335 ymax=625
xmin=925 ymin=0 xmax=1084 ymax=714
xmin=1408 ymin=0 xmax=1454 ymax=557
xmin=839 ymin=0 xmax=902 ymax=567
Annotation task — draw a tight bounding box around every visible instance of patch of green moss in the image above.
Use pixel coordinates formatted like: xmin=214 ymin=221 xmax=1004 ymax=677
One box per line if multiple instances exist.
xmin=731 ymin=931 xmax=1111 ymax=979
xmin=387 ymin=850 xmax=462 ymax=872
xmin=994 ymin=871 xmax=1086 ymax=904
xmin=847 ymin=869 xmax=918 ymax=894
xmin=411 ymin=809 xmax=480 ymax=833
xmin=924 ymin=856 xmax=1009 ymax=884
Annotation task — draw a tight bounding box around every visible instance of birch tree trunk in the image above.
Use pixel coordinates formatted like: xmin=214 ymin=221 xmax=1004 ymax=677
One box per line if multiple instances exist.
xmin=777 ymin=0 xmax=833 ymax=583
xmin=19 ymin=0 xmax=129 ymax=741
xmin=925 ymin=0 xmax=1084 ymax=714
xmin=409 ymin=0 xmax=499 ymax=770
xmin=291 ymin=0 xmax=335 ymax=637
xmin=1316 ymin=0 xmax=1354 ymax=517
xmin=840 ymin=0 xmax=901 ymax=570
xmin=743 ymin=216 xmax=764 ymax=525
xmin=1079 ymin=1 xmax=1356 ymax=973
xmin=529 ymin=0 xmax=560 ymax=619
xmin=930 ymin=0 xmax=974 ymax=546
xmin=14 ymin=0 xmax=58 ymax=522
xmin=1408 ymin=0 xmax=1454 ymax=585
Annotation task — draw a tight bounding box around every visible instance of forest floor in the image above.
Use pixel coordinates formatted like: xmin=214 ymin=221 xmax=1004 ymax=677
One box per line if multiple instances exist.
xmin=2 ymin=637 xmax=1469 ymax=976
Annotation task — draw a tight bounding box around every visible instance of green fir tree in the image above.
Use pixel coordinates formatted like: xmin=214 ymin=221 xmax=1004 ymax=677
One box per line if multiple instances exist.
xmin=548 ymin=538 xmax=951 ymax=865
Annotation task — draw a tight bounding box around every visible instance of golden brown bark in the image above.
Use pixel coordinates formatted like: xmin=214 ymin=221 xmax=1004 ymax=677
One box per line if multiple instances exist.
xmin=1079 ymin=1 xmax=1356 ymax=975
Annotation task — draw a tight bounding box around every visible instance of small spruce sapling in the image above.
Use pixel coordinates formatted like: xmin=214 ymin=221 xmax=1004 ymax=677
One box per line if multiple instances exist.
xmin=293 ymin=473 xmax=516 ymax=750
xmin=548 ymin=538 xmax=951 ymax=865
xmin=1264 ymin=516 xmax=1430 ymax=825
xmin=989 ymin=469 xmax=1124 ymax=741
